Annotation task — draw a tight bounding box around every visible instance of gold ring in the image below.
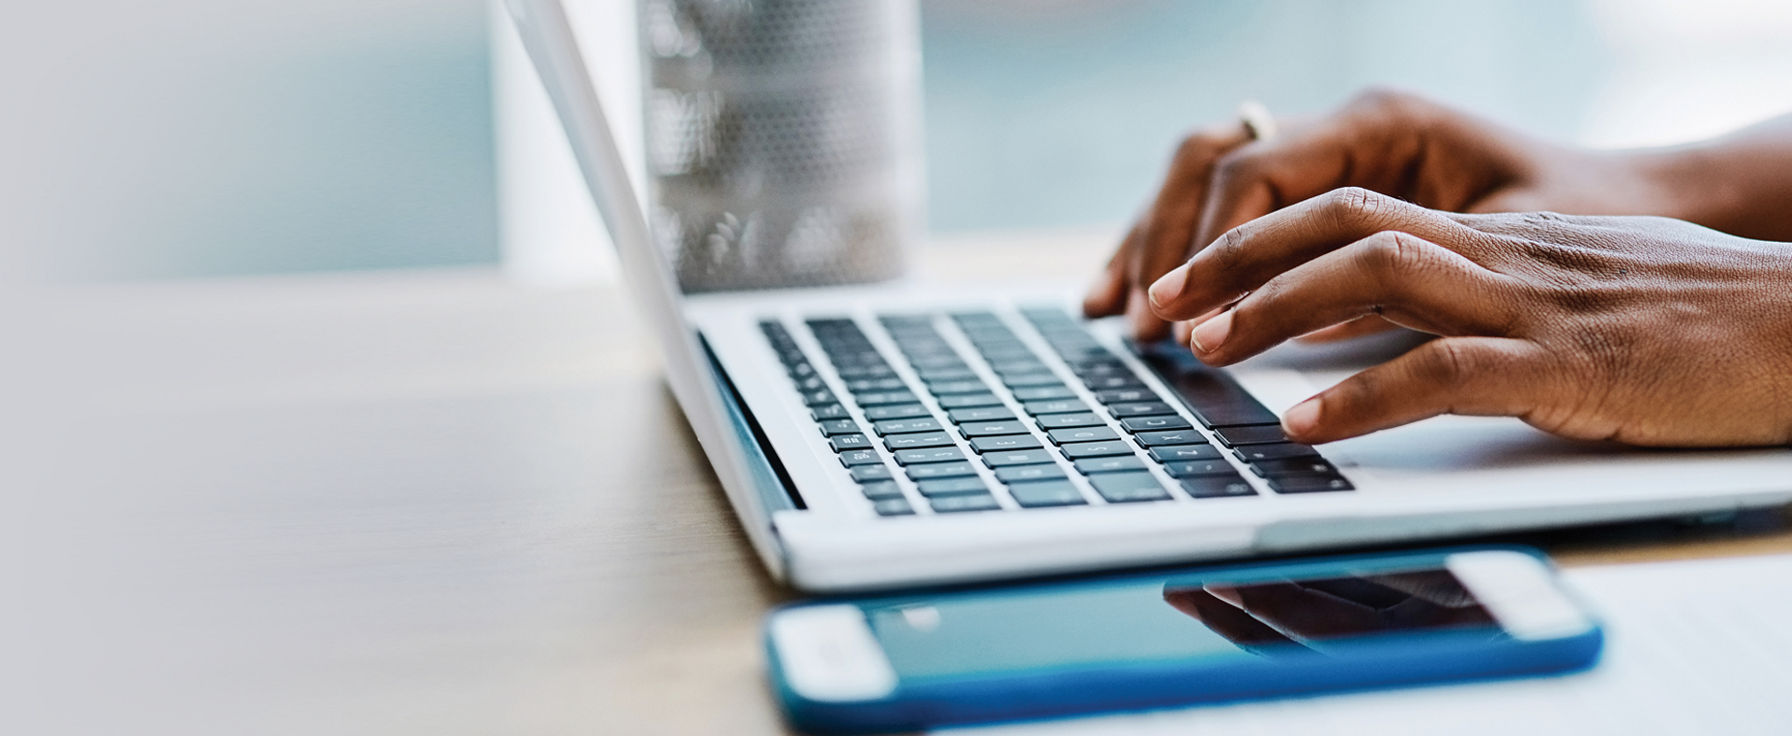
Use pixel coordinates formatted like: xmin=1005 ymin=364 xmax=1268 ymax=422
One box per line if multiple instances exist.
xmin=1238 ymin=99 xmax=1277 ymax=142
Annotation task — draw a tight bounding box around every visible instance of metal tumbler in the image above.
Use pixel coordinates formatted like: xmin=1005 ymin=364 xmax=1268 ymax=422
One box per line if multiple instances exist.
xmin=638 ymin=0 xmax=923 ymax=291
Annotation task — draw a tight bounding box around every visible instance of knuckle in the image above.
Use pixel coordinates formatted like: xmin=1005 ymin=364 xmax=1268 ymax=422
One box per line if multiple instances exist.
xmin=1324 ymin=186 xmax=1391 ymax=231
xmin=1210 ymin=225 xmax=1250 ymax=273
xmin=1210 ymin=149 xmax=1261 ymax=187
xmin=1173 ymin=129 xmax=1229 ymax=163
xmin=1420 ymin=340 xmax=1481 ymax=388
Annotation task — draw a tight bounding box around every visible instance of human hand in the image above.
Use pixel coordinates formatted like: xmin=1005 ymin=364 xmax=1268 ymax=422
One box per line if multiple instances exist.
xmin=1146 ymin=188 xmax=1792 ymax=447
xmin=1085 ymin=89 xmax=1682 ymax=342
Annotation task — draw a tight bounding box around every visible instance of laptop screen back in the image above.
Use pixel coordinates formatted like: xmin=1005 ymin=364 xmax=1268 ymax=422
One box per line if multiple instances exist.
xmin=503 ymin=0 xmax=782 ymax=572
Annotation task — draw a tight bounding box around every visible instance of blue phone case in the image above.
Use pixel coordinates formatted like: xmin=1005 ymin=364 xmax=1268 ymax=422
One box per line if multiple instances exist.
xmin=764 ymin=546 xmax=1603 ymax=734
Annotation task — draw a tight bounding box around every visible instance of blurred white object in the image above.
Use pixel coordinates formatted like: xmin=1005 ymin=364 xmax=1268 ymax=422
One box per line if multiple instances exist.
xmin=492 ymin=0 xmax=640 ymax=286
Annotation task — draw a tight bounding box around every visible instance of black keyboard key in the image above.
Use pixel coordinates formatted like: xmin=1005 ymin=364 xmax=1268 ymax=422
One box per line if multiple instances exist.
xmin=909 ymin=354 xmax=967 ymax=370
xmin=959 ymin=420 xmax=1030 ymax=437
xmin=872 ymin=497 xmax=914 ymax=516
xmin=817 ymin=419 xmax=862 ymax=436
xmin=893 ymin=447 xmax=967 ymax=465
xmin=883 ymin=431 xmax=956 ymax=450
xmin=1234 ymin=443 xmax=1321 ymax=462
xmin=927 ymin=379 xmax=990 ymax=396
xmin=1250 ymin=458 xmax=1341 ymax=477
xmin=1084 ymin=376 xmax=1146 ymax=391
xmin=916 ymin=366 xmax=976 ymax=381
xmin=989 ymin=359 xmax=1048 ymax=375
xmin=1137 ymin=347 xmax=1282 ymax=427
xmin=994 ymin=464 xmax=1068 ymax=483
xmin=1090 ymin=472 xmax=1172 ymax=503
xmin=873 ymin=417 xmax=942 ymax=435
xmin=1214 ymin=424 xmax=1291 ymax=446
xmin=929 ymin=493 xmax=1002 ymax=513
xmin=793 ymin=375 xmax=828 ymax=392
xmin=1119 ymin=415 xmax=1193 ymax=433
xmin=838 ymin=449 xmax=882 ymax=467
xmin=810 ymin=404 xmax=850 ymax=421
xmin=1163 ymin=460 xmax=1238 ymax=478
xmin=845 ymin=377 xmax=908 ymax=393
xmin=833 ymin=364 xmax=895 ymax=380
xmin=1094 ymin=388 xmax=1155 ymax=404
xmin=1135 ymin=429 xmax=1206 ymax=447
xmin=1034 ymin=412 xmax=1106 ymax=430
xmin=1268 ymin=474 xmax=1355 ymax=493
xmin=1007 ymin=480 xmax=1087 ymax=508
xmin=829 ymin=434 xmax=873 ymax=452
xmin=1148 ymin=444 xmax=1224 ymax=462
xmin=977 ymin=346 xmax=1036 ymax=362
xmin=859 ymin=481 xmax=904 ymax=501
xmin=864 ymin=404 xmax=931 ymax=421
xmin=1047 ymin=427 xmax=1120 ymax=445
xmin=1002 ymin=373 xmax=1063 ymax=388
xmin=916 ymin=477 xmax=989 ymax=497
xmin=970 ymin=435 xmax=1044 ymax=453
xmin=802 ymin=389 xmax=839 ymax=407
xmin=1060 ymin=440 xmax=1133 ymax=459
xmin=1181 ymin=476 xmax=1258 ymax=498
xmin=787 ymin=362 xmax=817 ymax=379
xmin=948 ymin=406 xmax=1016 ymax=423
xmin=854 ymin=390 xmax=918 ymax=407
xmin=1012 ymin=385 xmax=1076 ymax=401
xmin=1106 ymin=401 xmax=1175 ymax=418
xmin=1023 ymin=399 xmax=1089 ymax=416
xmin=1073 ymin=456 xmax=1147 ymax=474
xmin=907 ymin=461 xmax=979 ymax=480
xmin=938 ymin=393 xmax=1003 ymax=409
xmin=1070 ymin=360 xmax=1129 ymax=378
xmin=983 ymin=449 xmax=1055 ymax=467
xmin=849 ymin=464 xmax=893 ymax=482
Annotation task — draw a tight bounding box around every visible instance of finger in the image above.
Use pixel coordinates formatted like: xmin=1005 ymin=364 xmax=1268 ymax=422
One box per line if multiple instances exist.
xmin=1280 ymin=336 xmax=1552 ymax=444
xmin=1161 ymin=586 xmax=1297 ymax=649
xmin=1082 ymin=223 xmax=1137 ymax=318
xmin=1188 ymin=231 xmax=1524 ymax=365
xmin=1208 ymin=582 xmax=1384 ymax=641
xmin=1186 ymin=92 xmax=1433 ymax=263
xmin=1295 ymin=315 xmax=1397 ymax=344
xmin=1150 ymin=188 xmax=1487 ymax=321
xmin=1126 ymin=124 xmax=1251 ymax=338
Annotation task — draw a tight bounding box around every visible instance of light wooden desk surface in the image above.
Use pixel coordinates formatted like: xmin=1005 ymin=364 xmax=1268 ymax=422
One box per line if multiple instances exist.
xmin=17 ymin=231 xmax=1791 ymax=735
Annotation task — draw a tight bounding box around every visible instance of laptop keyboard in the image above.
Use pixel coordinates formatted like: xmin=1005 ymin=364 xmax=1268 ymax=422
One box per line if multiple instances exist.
xmin=758 ymin=307 xmax=1352 ymax=516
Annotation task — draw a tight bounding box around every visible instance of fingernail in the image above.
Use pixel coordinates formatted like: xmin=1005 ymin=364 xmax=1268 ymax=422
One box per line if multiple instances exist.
xmin=1282 ymin=399 xmax=1320 ymax=437
xmin=1148 ymin=266 xmax=1189 ymax=312
xmin=1190 ymin=310 xmax=1233 ymax=353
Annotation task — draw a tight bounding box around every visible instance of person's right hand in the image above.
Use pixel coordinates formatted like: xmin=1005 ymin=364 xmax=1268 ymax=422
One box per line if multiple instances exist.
xmin=1084 ymin=89 xmax=1684 ymax=342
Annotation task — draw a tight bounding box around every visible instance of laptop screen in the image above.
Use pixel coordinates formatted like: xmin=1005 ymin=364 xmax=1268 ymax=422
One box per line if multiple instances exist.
xmin=503 ymin=0 xmax=783 ymax=572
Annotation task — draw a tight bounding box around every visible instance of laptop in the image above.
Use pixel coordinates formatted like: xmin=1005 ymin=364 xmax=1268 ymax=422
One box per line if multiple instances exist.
xmin=504 ymin=0 xmax=1792 ymax=592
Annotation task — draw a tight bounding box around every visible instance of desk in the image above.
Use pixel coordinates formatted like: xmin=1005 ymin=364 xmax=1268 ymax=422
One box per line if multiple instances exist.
xmin=16 ymin=231 xmax=1792 ymax=736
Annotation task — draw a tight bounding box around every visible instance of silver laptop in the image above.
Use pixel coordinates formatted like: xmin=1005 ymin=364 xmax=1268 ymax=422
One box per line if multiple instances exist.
xmin=505 ymin=0 xmax=1792 ymax=592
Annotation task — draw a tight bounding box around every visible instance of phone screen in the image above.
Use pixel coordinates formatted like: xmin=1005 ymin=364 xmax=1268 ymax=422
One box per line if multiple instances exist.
xmin=865 ymin=567 xmax=1503 ymax=680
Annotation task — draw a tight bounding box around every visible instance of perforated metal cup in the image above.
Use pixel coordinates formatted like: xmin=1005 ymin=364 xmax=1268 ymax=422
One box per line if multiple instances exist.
xmin=639 ymin=0 xmax=923 ymax=291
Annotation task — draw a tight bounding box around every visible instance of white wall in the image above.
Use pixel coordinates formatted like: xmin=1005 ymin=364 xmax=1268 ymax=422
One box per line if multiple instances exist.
xmin=0 ymin=0 xmax=496 ymax=282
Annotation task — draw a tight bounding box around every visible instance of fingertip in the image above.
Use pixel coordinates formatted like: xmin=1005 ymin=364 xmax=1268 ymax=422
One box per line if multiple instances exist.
xmin=1082 ymin=268 xmax=1126 ymax=318
xmin=1281 ymin=398 xmax=1322 ymax=441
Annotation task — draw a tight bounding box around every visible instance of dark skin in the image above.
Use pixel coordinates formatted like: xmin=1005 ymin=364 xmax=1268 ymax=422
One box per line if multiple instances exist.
xmin=1085 ymin=89 xmax=1792 ymax=447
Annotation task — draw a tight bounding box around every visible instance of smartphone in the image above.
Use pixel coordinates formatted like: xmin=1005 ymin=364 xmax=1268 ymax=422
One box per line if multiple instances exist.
xmin=764 ymin=547 xmax=1602 ymax=734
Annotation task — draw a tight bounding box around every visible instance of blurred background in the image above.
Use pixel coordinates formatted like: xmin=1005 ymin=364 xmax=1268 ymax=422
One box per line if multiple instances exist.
xmin=5 ymin=0 xmax=1791 ymax=283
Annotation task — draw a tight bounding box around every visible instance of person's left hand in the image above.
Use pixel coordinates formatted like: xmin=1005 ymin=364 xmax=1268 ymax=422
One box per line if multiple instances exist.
xmin=1145 ymin=187 xmax=1792 ymax=447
